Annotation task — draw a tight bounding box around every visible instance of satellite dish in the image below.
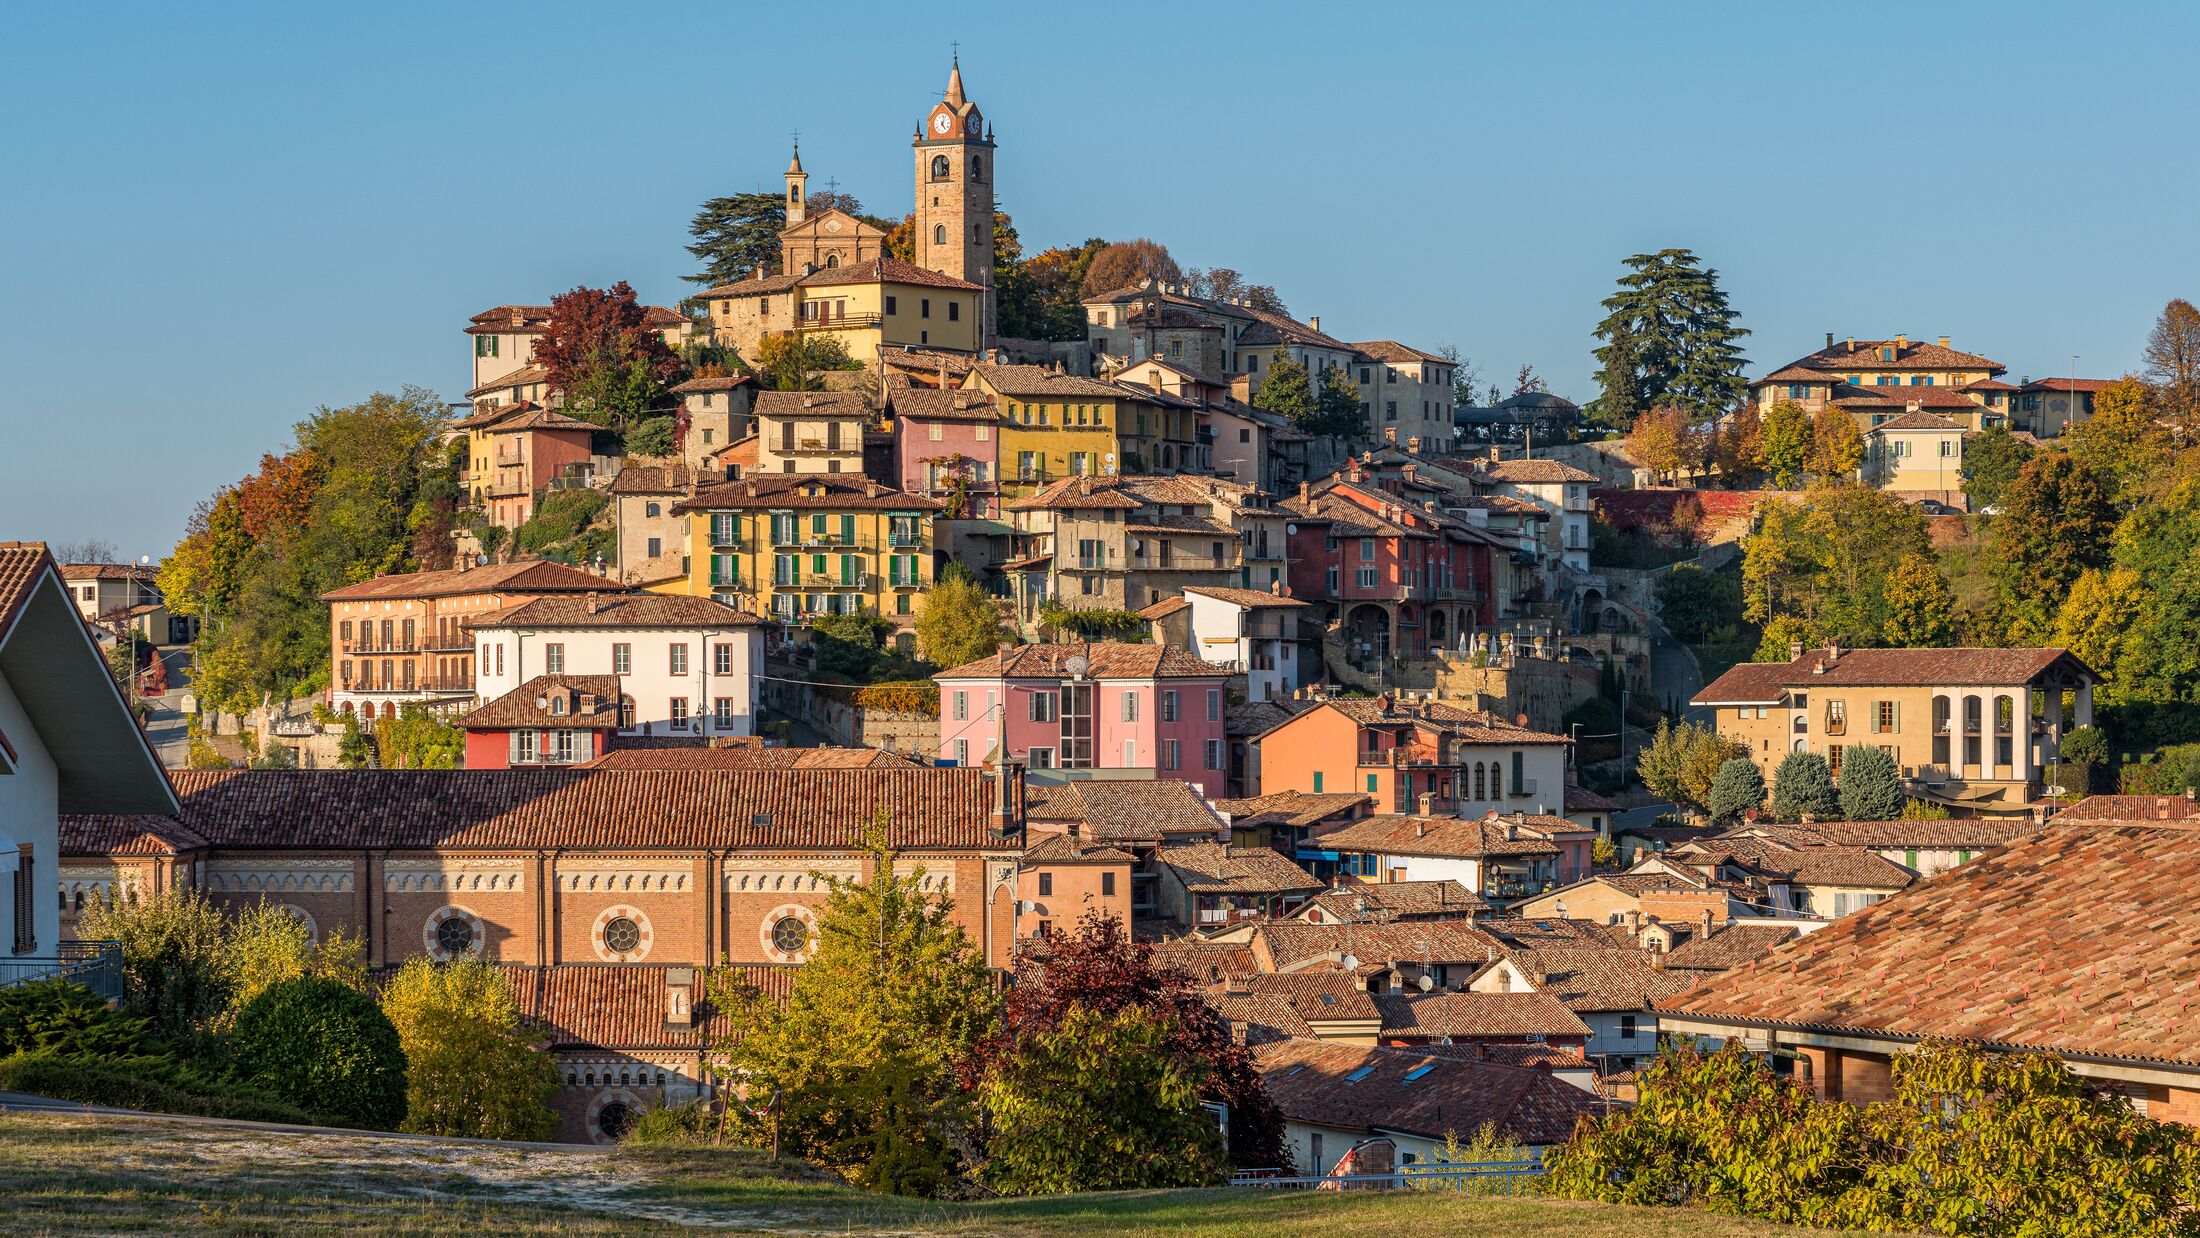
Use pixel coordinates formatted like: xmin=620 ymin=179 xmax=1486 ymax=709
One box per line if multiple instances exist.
xmin=1340 ymin=953 xmax=1359 ymax=972
xmin=1064 ymin=655 xmax=1091 ymax=679
xmin=1416 ymin=974 xmax=1434 ymax=992
xmin=1285 ymin=523 xmax=1298 ymax=536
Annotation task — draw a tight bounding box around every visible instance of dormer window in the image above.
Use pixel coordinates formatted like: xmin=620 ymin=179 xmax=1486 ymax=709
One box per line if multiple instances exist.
xmin=549 ymin=694 xmax=568 ymax=717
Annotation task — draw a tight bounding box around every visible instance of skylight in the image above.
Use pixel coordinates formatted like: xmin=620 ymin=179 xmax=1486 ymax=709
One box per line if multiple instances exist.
xmin=1403 ymin=1064 xmax=1437 ymax=1082
xmin=1344 ymin=1065 xmax=1376 ymax=1083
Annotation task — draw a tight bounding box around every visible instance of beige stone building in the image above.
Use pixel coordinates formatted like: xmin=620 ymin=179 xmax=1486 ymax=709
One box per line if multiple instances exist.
xmin=1861 ymin=410 xmax=1966 ymax=504
xmin=608 ymin=464 xmax=694 ymax=588
xmin=1692 ymin=644 xmax=2099 ymax=817
xmin=1750 ymin=334 xmax=2021 ymax=435
xmin=667 ymin=374 xmax=755 ymax=472
xmin=1350 ymin=341 xmax=1458 ymax=454
xmin=1003 ymin=475 xmax=1291 ymax=624
xmin=752 ymin=389 xmax=872 ymax=476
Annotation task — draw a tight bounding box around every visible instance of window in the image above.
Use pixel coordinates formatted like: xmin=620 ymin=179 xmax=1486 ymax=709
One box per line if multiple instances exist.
xmin=1038 ymin=872 xmax=1053 ymax=896
xmin=1207 ymin=689 xmax=1221 ymax=721
xmin=544 ymin=643 xmax=565 ymax=673
xmin=1356 ymin=567 xmax=1377 ymax=589
xmin=1359 ymin=538 xmax=1376 ymax=562
xmin=1122 ymin=692 xmax=1139 ymax=722
xmin=1101 ymin=871 xmax=1116 ymax=896
xmin=1312 ymin=771 xmax=1324 ymax=792
xmin=1205 ymin=739 xmax=1223 ymax=769
xmin=1619 ymin=1014 xmax=1639 ymax=1040
xmin=11 ymin=846 xmax=33 ymax=953
xmin=948 ymin=301 xmax=960 ymax=322
xmin=714 ymin=643 xmax=735 ymax=675
xmin=602 ymin=916 xmax=641 ymax=954
xmin=921 ymin=298 xmax=932 ymax=319
xmin=954 ymin=738 xmax=969 ymax=765
xmin=1162 ymin=691 xmax=1179 ymax=722
xmin=612 ymin=643 xmax=631 ymax=675
xmin=1874 ymin=700 xmax=1899 ymax=734
xmin=670 ymin=697 xmax=689 ymax=728
xmin=436 ymin=916 xmax=476 ymax=955
xmin=1029 ymin=692 xmax=1055 ymax=723
xmin=885 ymin=294 xmax=897 ymax=315
xmin=772 ymin=916 xmax=810 ymax=954
xmin=475 ymin=335 xmax=498 ymax=358
xmin=1825 ymin=699 xmax=1846 ymax=735
xmin=1029 ymin=746 xmax=1056 ymax=769
xmin=670 ymin=644 xmax=689 ymax=675
xmin=930 ymin=154 xmax=949 ymax=179
xmin=1162 ymin=739 xmax=1180 ymax=770
xmin=953 ymin=690 xmax=968 ymax=721
xmin=1829 ymin=743 xmax=1844 ymax=774
xmin=646 ymin=536 xmax=662 ymax=558
xmin=714 ymin=697 xmax=735 ymax=728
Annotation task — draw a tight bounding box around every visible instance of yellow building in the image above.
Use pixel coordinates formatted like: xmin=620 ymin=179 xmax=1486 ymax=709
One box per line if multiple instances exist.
xmin=963 ymin=363 xmax=1195 ymax=496
xmin=668 ymin=475 xmax=942 ymax=626
xmin=1751 ymin=335 xmax=2013 ymax=433
xmin=753 ymin=389 xmax=873 ymax=475
xmin=1861 ymin=411 xmax=1966 ymax=505
xmin=698 ymin=258 xmax=983 ymax=368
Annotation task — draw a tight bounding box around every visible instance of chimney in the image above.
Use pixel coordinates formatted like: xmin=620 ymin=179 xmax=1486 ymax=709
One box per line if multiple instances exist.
xmin=997 ymin=642 xmax=1014 ymax=664
xmin=1488 ymin=445 xmax=1501 ymax=464
xmin=1298 ymin=481 xmax=1311 ymax=504
xmin=1847 ymin=336 xmax=1856 ymax=351
xmin=1788 ymin=640 xmax=1805 ymax=662
xmin=1407 ymin=436 xmax=1421 ymax=456
xmin=1625 ymin=909 xmax=1642 ymax=935
xmin=1825 ymin=331 xmax=1834 ymax=349
xmin=1700 ymin=908 xmax=1715 ymax=937
xmin=585 ymin=591 xmax=601 ymax=615
xmin=1896 ymin=334 xmax=1909 ymax=350
xmin=579 ymin=692 xmax=597 ymax=713
xmin=1417 ymin=792 xmax=1436 ymax=816
xmin=1824 ymin=642 xmax=1840 ymax=665
xmin=1938 ymin=336 xmax=1951 ymax=349
xmin=753 ymin=263 xmax=766 ymax=280
xmin=1309 ymin=316 xmax=1321 ymax=332
xmin=1414 ymin=821 xmax=1427 ymax=838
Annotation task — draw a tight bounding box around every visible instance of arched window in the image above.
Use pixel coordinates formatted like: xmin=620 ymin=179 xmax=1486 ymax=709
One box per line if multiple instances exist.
xmin=824 ymin=253 xmax=838 ymax=268
xmin=971 ymin=155 xmax=984 ymax=181
xmin=1995 ymin=694 xmax=2016 ymax=767
xmin=1963 ymin=695 xmax=1984 ymax=767
xmin=1473 ymin=764 xmax=1486 ymax=800
xmin=1489 ymin=764 xmax=1503 ymax=800
xmin=933 ymin=224 xmax=947 ymax=245
xmin=788 ymin=185 xmax=797 ymax=204
xmin=931 ymin=154 xmax=950 ymax=180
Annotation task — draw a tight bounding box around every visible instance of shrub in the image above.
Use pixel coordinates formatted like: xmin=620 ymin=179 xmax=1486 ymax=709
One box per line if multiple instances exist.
xmin=849 ymin=680 xmax=940 ymax=715
xmin=1770 ymin=750 xmax=1837 ymax=822
xmin=379 ymin=957 xmax=558 ymax=1141
xmin=623 ymin=415 xmax=676 ymax=458
xmin=0 ymin=1053 xmax=317 ymax=1125
xmin=230 ymin=977 xmax=407 ymax=1129
xmin=1704 ymin=757 xmax=1766 ymax=825
xmin=79 ymin=888 xmax=231 ymax=1048
xmin=1835 ymin=744 xmax=1905 ymax=821
xmin=625 ymin=1099 xmax=719 ymax=1147
xmin=0 ymin=979 xmax=151 ymax=1060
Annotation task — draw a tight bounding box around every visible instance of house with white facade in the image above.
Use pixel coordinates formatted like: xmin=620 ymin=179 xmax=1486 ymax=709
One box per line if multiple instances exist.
xmin=0 ymin=543 xmax=177 ymax=974
xmin=1179 ymin=585 xmax=1311 ymax=703
xmin=470 ymin=593 xmax=768 ymax=739
xmin=1300 ymin=811 xmax=1591 ymax=903
xmin=1468 ymin=452 xmax=1598 ymax=572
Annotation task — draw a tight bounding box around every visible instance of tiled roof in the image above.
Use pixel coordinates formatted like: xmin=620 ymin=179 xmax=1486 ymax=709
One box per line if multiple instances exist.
xmin=1693 ymin=645 xmax=2083 ymax=703
xmin=1254 ymin=1038 xmax=1604 ymax=1147
xmin=1740 ymin=820 xmax=2038 ymax=851
xmin=458 ymin=675 xmax=622 ymax=730
xmin=1479 ymin=458 xmax=1599 ymax=485
xmin=60 ymin=812 xmax=210 ymax=855
xmin=888 ymin=387 xmax=999 ymax=421
xmin=506 ymin=963 xmax=796 ymax=1051
xmin=672 ymin=475 xmax=941 ymax=513
xmin=1774 ymin=338 xmax=2005 ymax=375
xmin=1215 ymin=790 xmax=1371 ymax=830
xmin=1965 ymin=378 xmax=2020 ymax=392
xmin=607 ymin=463 xmax=693 ymax=495
xmin=463 ymin=365 xmax=553 ymax=399
xmin=1180 ymin=585 xmax=1310 ymax=609
xmin=1024 ymin=779 xmax=1226 ymax=842
xmin=1867 ymin=410 xmax=1965 ymax=433
xmin=1375 ymin=991 xmax=1591 ymax=1039
xmin=1249 ymin=921 xmax=1503 ymax=971
xmin=1659 ymin=819 xmax=2200 ymax=1067
xmin=1019 ymin=833 xmax=1134 ymax=864
xmin=1157 ymin=842 xmax=1322 ymax=895
xmin=1299 ymin=879 xmax=1486 ymax=922
xmin=2058 ymin=795 xmax=2200 ymax=822
xmin=1835 ymin=385 xmax=1983 ymax=412
xmin=1226 ymin=699 xmax=1312 ymax=738
xmin=1124 ymin=515 xmax=1235 ymax=537
xmin=1232 ymin=970 xmax=1381 ymax=1023
xmin=1673 ymin=835 xmax=1915 ymax=890
xmin=319 ymin=561 xmax=615 ymax=602
xmin=1757 ymin=366 xmax=1834 ymax=384
xmin=583 ymin=746 xmax=917 ymax=771
xmin=1004 ymin=478 xmax=1147 ymax=511
xmin=802 ymin=256 xmax=984 ymax=291
xmin=1286 ymin=697 xmax=1574 ymax=747
xmin=1502 ymin=947 xmax=1696 ymax=1013
xmin=484 ymin=408 xmax=597 ymax=434
xmin=1563 ymin=784 xmax=1620 ymax=814
xmin=1658 ymin=923 xmax=1801 ymax=972
xmin=86 ymin=768 xmax=1016 ymax=852
xmin=1349 ymin=340 xmax=1452 ymax=365
xmin=968 ymin=364 xmax=1125 ymax=399
xmin=1312 ymin=814 xmax=1564 ymax=860
xmin=2017 ymin=377 xmax=2114 ymax=394
xmin=448 ymin=401 xmax=542 ymax=431
xmin=1135 ymin=597 xmax=1188 ymax=621
xmin=472 ymin=593 xmax=764 ymax=630
xmin=670 ymin=374 xmax=753 ymax=394
xmin=58 ymin=563 xmax=156 ymax=582
xmin=933 ymin=641 xmax=1229 ymax=680
xmin=1150 ymin=939 xmax=1258 ymax=986
xmin=696 ymin=271 xmax=807 ymax=298
xmin=752 ymin=389 xmax=874 ymax=419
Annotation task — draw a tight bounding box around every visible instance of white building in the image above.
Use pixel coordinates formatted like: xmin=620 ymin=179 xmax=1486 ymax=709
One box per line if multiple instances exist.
xmin=1180 ymin=586 xmax=1311 ymax=704
xmin=471 ymin=593 xmax=768 ymax=739
xmin=0 ymin=543 xmax=177 ymax=968
xmin=1473 ymin=454 xmax=1599 ymax=572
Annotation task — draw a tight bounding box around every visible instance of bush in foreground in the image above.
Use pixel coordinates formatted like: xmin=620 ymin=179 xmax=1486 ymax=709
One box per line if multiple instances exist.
xmin=379 ymin=957 xmax=558 ymax=1141
xmin=0 ymin=1053 xmax=315 ymax=1125
xmin=231 ymin=977 xmax=407 ymax=1129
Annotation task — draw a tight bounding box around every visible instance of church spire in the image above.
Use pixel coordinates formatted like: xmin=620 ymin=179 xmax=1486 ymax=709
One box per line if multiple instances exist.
xmin=786 ymin=142 xmax=804 ymax=175
xmin=944 ymin=55 xmax=966 ymax=107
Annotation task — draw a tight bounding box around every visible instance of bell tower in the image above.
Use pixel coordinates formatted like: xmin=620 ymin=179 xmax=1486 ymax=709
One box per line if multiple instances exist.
xmin=913 ymin=55 xmax=996 ymax=345
xmin=784 ymin=143 xmax=808 ymax=230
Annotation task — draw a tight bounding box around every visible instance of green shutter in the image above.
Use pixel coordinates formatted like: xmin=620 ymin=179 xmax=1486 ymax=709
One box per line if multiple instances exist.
xmin=841 ymin=514 xmax=856 ymax=542
xmin=841 ymin=554 xmax=857 ymax=585
xmin=811 ymin=554 xmax=825 ymax=576
xmin=1313 ymin=772 xmax=1324 ymax=793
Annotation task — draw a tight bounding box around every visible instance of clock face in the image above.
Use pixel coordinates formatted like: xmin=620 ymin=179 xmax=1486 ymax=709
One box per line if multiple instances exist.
xmin=965 ymin=113 xmax=981 ymax=135
xmin=932 ymin=112 xmax=952 ymax=135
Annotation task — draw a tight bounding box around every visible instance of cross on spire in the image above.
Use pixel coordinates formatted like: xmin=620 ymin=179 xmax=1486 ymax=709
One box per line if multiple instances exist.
xmin=824 ymin=177 xmax=840 ymax=196
xmin=950 ymin=40 xmax=959 ymax=63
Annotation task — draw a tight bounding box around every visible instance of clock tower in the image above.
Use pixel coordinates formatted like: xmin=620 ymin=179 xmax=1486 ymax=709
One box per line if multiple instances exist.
xmin=913 ymin=56 xmax=996 ymax=345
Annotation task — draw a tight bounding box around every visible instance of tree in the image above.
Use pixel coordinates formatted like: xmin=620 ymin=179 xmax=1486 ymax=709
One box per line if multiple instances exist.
xmin=1511 ymin=364 xmax=1548 ymax=396
xmin=1636 ymin=720 xmax=1742 ymax=814
xmin=915 ymin=568 xmax=1008 ymax=673
xmin=2049 ymin=568 xmax=2146 ymax=697
xmin=1836 ymin=744 xmax=1905 ymax=821
xmin=1435 ymin=345 xmax=1485 ymax=411
xmin=2057 ymin=725 xmax=2111 ymax=796
xmin=1770 ymin=750 xmax=1837 ymax=822
xmin=222 ymin=899 xmax=366 ymax=1028
xmin=1995 ymin=453 xmax=2117 ymax=642
xmin=1656 ymin=562 xmax=1741 ymax=644
xmin=753 ymin=333 xmax=861 ymax=392
xmin=623 ymin=415 xmax=676 ymax=458
xmin=1628 ymin=407 xmax=1700 ymax=483
xmin=1807 ymin=406 xmax=1862 ymax=479
xmin=380 ymin=957 xmax=560 ymax=1141
xmin=1588 ymin=249 xmax=1749 ymax=427
xmin=1705 ymin=757 xmax=1766 ymax=825
xmin=78 ymin=888 xmax=229 ymax=1048
xmin=1588 ymin=321 xmax=1644 ymax=429
xmin=978 ymin=1003 xmax=1225 ymax=1194
xmin=534 ymin=282 xmax=680 ymax=428
xmin=991 ymin=912 xmax=1288 ymax=1169
xmin=2064 ymin=376 xmax=2171 ymax=502
xmin=1310 ymin=364 xmax=1365 ymax=439
xmin=1757 ymin=400 xmax=1811 ymax=488
xmin=1880 ymin=553 xmax=1955 ymax=647
xmin=231 ymin=976 xmax=408 ymax=1129
xmin=49 ymin=538 xmax=120 ymax=565
xmin=706 ymin=829 xmax=997 ymax=1196
xmin=1079 ymin=239 xmax=1180 ymax=296
xmin=2144 ymin=297 xmax=2200 ymax=440
xmin=374 ymin=705 xmax=464 ymax=770
xmin=1961 ymin=424 xmax=2035 ymax=511
xmin=1742 ymin=485 xmax=1930 ymax=649
xmin=684 ymin=192 xmax=785 ymax=287
xmin=1251 ymin=349 xmax=1317 ymax=431
xmin=1009 ymin=239 xmax=1108 ymax=341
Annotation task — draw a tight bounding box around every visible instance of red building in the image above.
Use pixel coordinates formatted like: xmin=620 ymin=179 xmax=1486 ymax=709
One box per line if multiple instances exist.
xmin=459 ymin=675 xmax=621 ymax=769
xmin=1282 ymin=478 xmax=1503 ymax=657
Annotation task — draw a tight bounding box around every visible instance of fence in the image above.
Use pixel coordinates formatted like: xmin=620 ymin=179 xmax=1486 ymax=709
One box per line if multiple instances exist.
xmin=0 ymin=941 xmax=124 ymax=1003
xmin=1228 ymin=1159 xmax=1546 ymax=1194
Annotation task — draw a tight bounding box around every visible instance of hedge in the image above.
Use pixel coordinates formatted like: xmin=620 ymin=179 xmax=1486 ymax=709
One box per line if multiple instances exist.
xmin=0 ymin=1052 xmax=319 ymax=1125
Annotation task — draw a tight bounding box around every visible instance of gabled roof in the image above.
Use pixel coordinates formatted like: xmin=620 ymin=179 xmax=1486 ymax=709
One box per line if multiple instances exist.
xmin=1250 ymin=920 xmax=1504 ymax=970
xmin=1215 ymin=790 xmax=1371 ymax=831
xmin=966 ymin=363 xmax=1126 ymax=399
xmin=700 ymin=256 xmax=983 ymax=298
xmin=463 ymin=364 xmax=553 ymax=399
xmin=933 ymin=641 xmax=1229 ymax=680
xmin=1563 ymin=784 xmax=1620 ymax=815
xmin=1254 ymin=1038 xmax=1604 ymax=1146
xmin=471 ymin=593 xmax=764 ymax=630
xmin=58 ymin=563 xmax=157 ymax=583
xmin=1773 ymin=338 xmax=2005 ymax=375
xmin=1019 ymin=833 xmax=1134 ymax=865
xmin=2057 ymin=795 xmax=2200 ymax=823
xmin=1259 ymin=697 xmax=1573 ymax=747
xmin=606 ymin=463 xmax=693 ymax=496
xmin=1375 ymin=991 xmax=1591 ymax=1039
xmin=670 ymin=374 xmax=754 ymax=395
xmin=1478 ymin=458 xmax=1598 ymax=485
xmin=1865 ymin=410 xmax=1965 ymax=433
xmin=1180 ymin=585 xmax=1311 ymax=609
xmin=752 ymin=389 xmax=873 ymax=418
xmin=319 ymin=560 xmax=615 ymax=602
xmin=1349 ymin=340 xmax=1453 ymax=365
xmin=1659 ymin=817 xmax=2200 ymax=1068
xmin=1498 ymin=947 xmax=1696 ymax=1014
xmin=1738 ymin=819 xmax=2038 ymax=851
xmin=1312 ymin=814 xmax=1564 ymax=861
xmin=582 ymin=746 xmax=916 ymax=771
xmin=459 ymin=675 xmax=622 ymax=731
xmin=888 ymin=387 xmax=999 ymax=421
xmin=1298 ymin=879 xmax=1486 ymax=922
xmin=1024 ymin=778 xmax=1227 ymax=843
xmin=672 ymin=474 xmax=941 ymax=513
xmin=2017 ymin=377 xmax=2114 ymax=394
xmin=1156 ymin=841 xmax=1322 ymax=895
xmin=1693 ymin=645 xmax=2090 ymax=704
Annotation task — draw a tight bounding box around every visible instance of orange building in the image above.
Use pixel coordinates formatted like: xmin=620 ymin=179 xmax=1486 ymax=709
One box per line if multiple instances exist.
xmin=321 ymin=560 xmax=620 ymax=719
xmin=1250 ymin=695 xmax=1573 ymax=816
xmin=1016 ymin=833 xmax=1133 ymax=939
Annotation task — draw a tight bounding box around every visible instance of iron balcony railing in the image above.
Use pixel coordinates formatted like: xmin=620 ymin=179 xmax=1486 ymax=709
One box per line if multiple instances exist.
xmin=0 ymin=941 xmax=123 ymax=1003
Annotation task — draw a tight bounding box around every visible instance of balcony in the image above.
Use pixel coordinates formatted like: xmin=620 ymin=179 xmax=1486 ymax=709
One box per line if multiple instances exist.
xmin=782 ymin=440 xmax=857 ymax=456
xmin=1510 ymin=777 xmax=1539 ymax=798
xmin=340 ymin=677 xmax=475 ymax=696
xmin=794 ymin=312 xmax=884 ymax=332
xmin=887 ymin=532 xmax=925 ymax=548
xmin=1431 ymin=585 xmax=1486 ymax=604
xmin=710 ymin=568 xmax=744 ymax=589
xmin=345 ymin=641 xmax=420 ymax=655
xmin=0 ymin=942 xmax=122 ymax=1002
xmin=421 ymin=635 xmax=473 ymax=653
xmin=1243 ymin=619 xmax=1294 ymax=639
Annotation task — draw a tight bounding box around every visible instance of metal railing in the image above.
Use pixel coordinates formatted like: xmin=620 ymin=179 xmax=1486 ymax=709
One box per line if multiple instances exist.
xmin=0 ymin=941 xmax=123 ymax=1003
xmin=1229 ymin=1160 xmax=1546 ymax=1193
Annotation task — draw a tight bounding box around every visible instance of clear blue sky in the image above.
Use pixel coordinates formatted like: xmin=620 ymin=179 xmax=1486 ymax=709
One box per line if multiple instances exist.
xmin=4 ymin=2 xmax=2194 ymax=558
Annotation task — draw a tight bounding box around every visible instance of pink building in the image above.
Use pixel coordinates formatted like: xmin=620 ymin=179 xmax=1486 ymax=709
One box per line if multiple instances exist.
xmin=932 ymin=642 xmax=1233 ymax=796
xmin=890 ymin=387 xmax=1000 ymax=519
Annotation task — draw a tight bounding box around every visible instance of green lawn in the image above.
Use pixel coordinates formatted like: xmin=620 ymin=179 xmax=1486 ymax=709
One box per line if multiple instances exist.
xmin=0 ymin=1111 xmax=1881 ymax=1236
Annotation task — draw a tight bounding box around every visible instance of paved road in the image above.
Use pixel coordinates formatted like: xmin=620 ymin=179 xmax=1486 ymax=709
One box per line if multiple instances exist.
xmin=140 ymin=647 xmax=192 ymax=767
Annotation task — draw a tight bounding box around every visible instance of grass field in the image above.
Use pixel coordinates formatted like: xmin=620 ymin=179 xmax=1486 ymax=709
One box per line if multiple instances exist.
xmin=0 ymin=1110 xmax=1882 ymax=1236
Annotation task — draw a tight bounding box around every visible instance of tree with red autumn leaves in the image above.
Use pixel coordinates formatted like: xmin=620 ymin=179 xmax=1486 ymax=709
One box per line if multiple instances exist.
xmin=533 ymin=282 xmax=682 ymax=428
xmin=985 ymin=911 xmax=1290 ymax=1170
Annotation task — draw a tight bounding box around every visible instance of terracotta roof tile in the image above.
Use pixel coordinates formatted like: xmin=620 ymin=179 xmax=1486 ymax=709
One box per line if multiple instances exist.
xmin=2057 ymin=795 xmax=2200 ymax=822
xmin=1215 ymin=790 xmax=1371 ymax=831
xmin=0 ymin=543 xmax=58 ymax=638
xmin=1313 ymin=814 xmax=1565 ymax=861
xmin=1739 ymin=819 xmax=2038 ymax=851
xmin=888 ymin=387 xmax=999 ymax=421
xmin=1479 ymin=458 xmax=1599 ymax=485
xmin=1233 ymin=970 xmax=1382 ymax=1022
xmin=1157 ymin=842 xmax=1322 ymax=895
xmin=58 ymin=563 xmax=157 ymax=583
xmin=60 ymin=813 xmax=209 ymax=855
xmin=1180 ymin=585 xmax=1310 ymax=609
xmin=320 ymin=561 xmax=616 ymax=602
xmin=1693 ymin=646 xmax=2085 ymax=703
xmin=1019 ymin=833 xmax=1133 ymax=864
xmin=1025 ymin=779 xmax=1226 ymax=842
xmin=1563 ymin=784 xmax=1620 ymax=814
xmin=473 ymin=593 xmax=764 ymax=630
xmin=672 ymin=474 xmax=941 ymax=513
xmin=1135 ymin=596 xmax=1188 ymax=621
xmin=1659 ymin=819 xmax=2200 ymax=1067
xmin=670 ymin=374 xmax=754 ymax=394
xmin=1249 ymin=921 xmax=1504 ymax=971
xmin=1299 ymin=879 xmax=1486 ymax=922
xmin=582 ymin=746 xmax=916 ymax=771
xmin=1375 ymin=991 xmax=1591 ymax=1038
xmin=1500 ymin=946 xmax=1696 ymax=1013
xmin=95 ymin=768 xmax=1015 ymax=852
xmin=752 ymin=389 xmax=874 ymax=418
xmin=933 ymin=641 xmax=1229 ymax=681
xmin=607 ymin=464 xmax=694 ymax=496
xmin=509 ymin=963 xmax=796 ymax=1051
xmin=1774 ymin=338 xmax=2005 ymax=375
xmin=1658 ymin=923 xmax=1800 ymax=971
xmin=1866 ymin=410 xmax=1965 ymax=433
xmin=1254 ymin=1038 xmax=1604 ymax=1146
xmin=459 ymin=675 xmax=623 ymax=730
xmin=968 ymin=364 xmax=1126 ymax=399
xmin=1348 ymin=340 xmax=1452 ymax=365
